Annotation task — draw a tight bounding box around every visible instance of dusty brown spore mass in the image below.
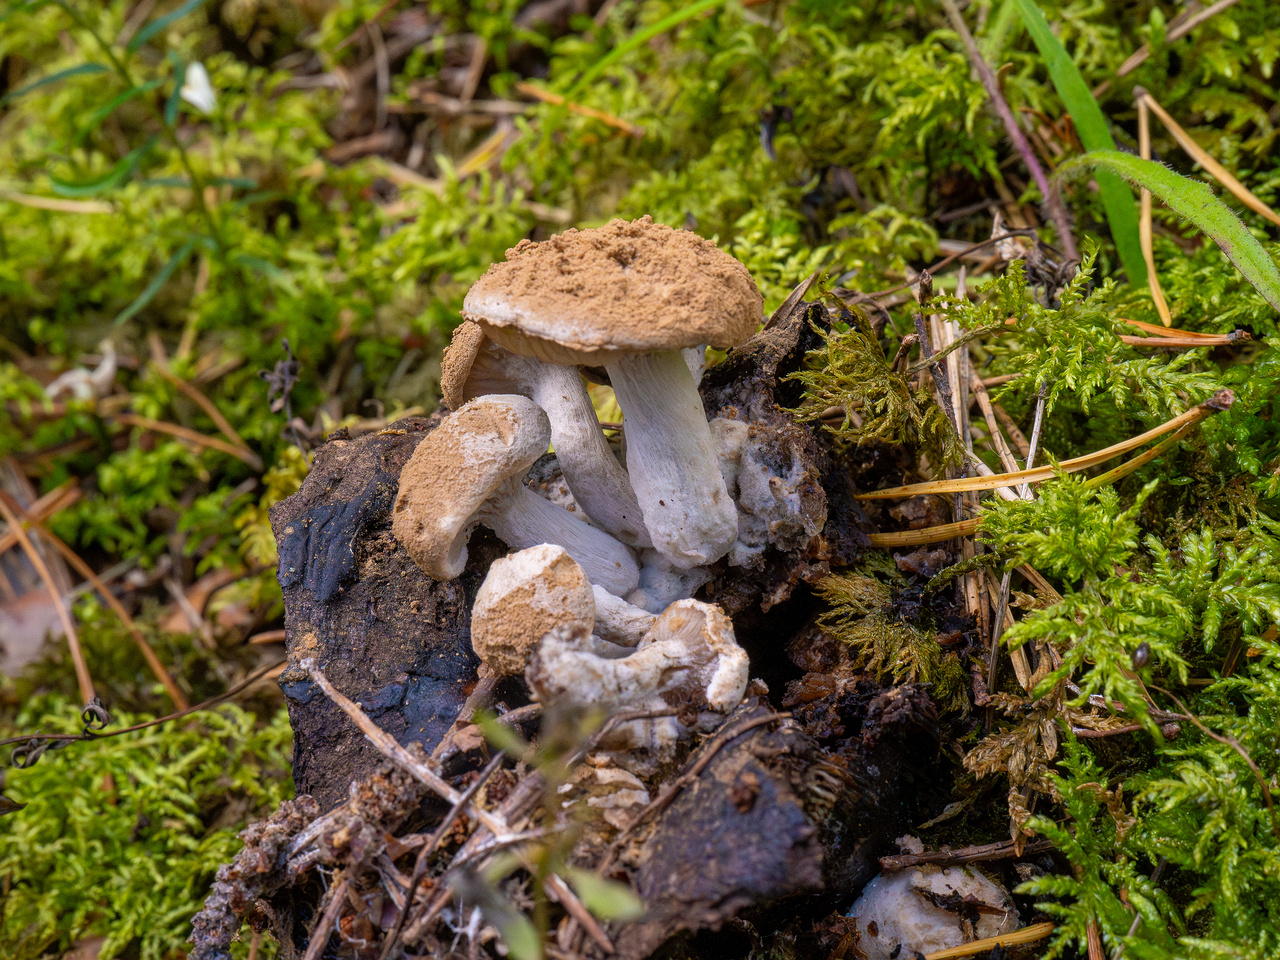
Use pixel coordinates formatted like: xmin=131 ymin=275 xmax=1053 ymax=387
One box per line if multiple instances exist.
xmin=463 ymin=216 xmax=763 ymax=361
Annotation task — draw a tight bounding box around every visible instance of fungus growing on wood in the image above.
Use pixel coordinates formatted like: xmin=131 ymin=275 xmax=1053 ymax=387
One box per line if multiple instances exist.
xmin=462 ymin=216 xmax=763 ymax=571
xmin=441 ymin=321 xmax=649 ymax=547
xmin=391 ymin=395 xmax=639 ymax=595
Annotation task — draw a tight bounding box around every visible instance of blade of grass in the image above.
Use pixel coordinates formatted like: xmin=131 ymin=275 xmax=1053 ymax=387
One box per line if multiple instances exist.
xmin=127 ymin=0 xmax=207 ymax=53
xmin=1061 ymin=151 xmax=1280 ymax=312
xmin=1136 ymin=91 xmax=1173 ymax=325
xmin=1139 ymin=90 xmax=1280 ymax=229
xmin=561 ymin=0 xmax=728 ymax=105
xmin=113 ymin=237 xmax=198 ymax=325
xmin=1013 ymin=0 xmax=1146 ymax=283
xmin=0 ymin=62 xmax=108 ymax=106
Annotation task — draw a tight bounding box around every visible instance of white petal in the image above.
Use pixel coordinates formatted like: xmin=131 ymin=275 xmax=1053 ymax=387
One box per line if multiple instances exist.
xmin=180 ymin=62 xmax=217 ymax=114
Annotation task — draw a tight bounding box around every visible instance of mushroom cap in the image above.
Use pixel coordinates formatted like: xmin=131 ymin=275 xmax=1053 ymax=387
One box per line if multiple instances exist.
xmin=440 ymin=320 xmax=486 ymax=411
xmin=471 ymin=544 xmax=596 ymax=676
xmin=462 ymin=216 xmax=764 ymax=366
xmin=391 ymin=394 xmax=551 ymax=580
xmin=640 ymin=599 xmax=749 ymax=711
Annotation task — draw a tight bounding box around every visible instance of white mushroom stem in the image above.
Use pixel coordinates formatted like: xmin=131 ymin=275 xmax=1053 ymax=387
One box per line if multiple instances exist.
xmin=592 ymin=585 xmax=657 ymax=647
xmin=625 ymin=549 xmax=713 ymax=614
xmin=478 ymin=478 xmax=639 ymax=597
xmin=606 ymin=349 xmax=738 ymax=570
xmin=525 ymin=364 xmax=650 ymax=548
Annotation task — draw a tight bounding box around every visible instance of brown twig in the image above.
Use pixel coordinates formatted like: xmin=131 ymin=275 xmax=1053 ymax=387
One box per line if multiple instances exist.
xmin=378 ymin=751 xmax=506 ymax=960
xmin=302 ymin=659 xmax=513 ymax=840
xmin=0 ymin=493 xmax=94 ymax=703
xmin=0 ymin=480 xmax=79 ymax=557
xmin=924 ymin=923 xmax=1056 ymax=960
xmin=301 ymin=874 xmax=350 ymax=960
xmin=1094 ymin=0 xmax=1244 ymax=96
xmin=148 ymin=334 xmax=261 ymax=468
xmin=858 ymin=231 xmax=1039 ymax=300
xmin=514 ymin=82 xmax=644 ymax=137
xmin=938 ymin=0 xmax=1078 ymax=262
xmin=880 ymin=836 xmax=1054 ymax=871
xmin=114 ymin=413 xmax=261 ymax=467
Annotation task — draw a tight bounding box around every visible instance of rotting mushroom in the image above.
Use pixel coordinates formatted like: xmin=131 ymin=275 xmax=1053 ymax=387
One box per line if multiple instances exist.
xmin=441 ymin=321 xmax=649 ymax=548
xmin=462 ymin=216 xmax=763 ymax=571
xmin=527 ymin=599 xmax=747 ymax=762
xmin=391 ymin=395 xmax=639 ymax=596
xmin=591 ymin=584 xmax=657 ymax=647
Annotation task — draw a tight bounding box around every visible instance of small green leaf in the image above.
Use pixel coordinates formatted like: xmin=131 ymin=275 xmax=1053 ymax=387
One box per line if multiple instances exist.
xmin=1013 ymin=0 xmax=1146 ymax=284
xmin=127 ymin=0 xmax=208 ymax=53
xmin=74 ymin=79 xmax=164 ymax=146
xmin=0 ymin=63 xmax=109 ymax=107
xmin=113 ymin=238 xmax=199 ymax=325
xmin=49 ymin=138 xmax=155 ymax=197
xmin=475 ymin=710 xmax=531 ymax=759
xmin=564 ymin=867 xmax=645 ymax=921
xmin=1061 ymin=150 xmax=1280 ymax=313
xmin=497 ymin=912 xmax=543 ymax=960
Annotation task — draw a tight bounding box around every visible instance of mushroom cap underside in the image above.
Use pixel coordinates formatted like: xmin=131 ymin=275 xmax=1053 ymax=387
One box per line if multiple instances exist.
xmin=461 ymin=216 xmax=763 ymax=365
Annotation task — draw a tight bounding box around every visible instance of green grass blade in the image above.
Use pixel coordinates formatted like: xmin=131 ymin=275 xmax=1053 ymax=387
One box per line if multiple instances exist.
xmin=127 ymin=0 xmax=207 ymax=53
xmin=49 ymin=138 xmax=155 ymax=197
xmin=1063 ymin=150 xmax=1280 ymax=312
xmin=0 ymin=63 xmax=108 ymax=107
xmin=562 ymin=0 xmax=728 ymax=102
xmin=114 ymin=238 xmax=199 ymax=325
xmin=1013 ymin=0 xmax=1146 ymax=284
xmin=74 ymin=79 xmax=164 ymax=146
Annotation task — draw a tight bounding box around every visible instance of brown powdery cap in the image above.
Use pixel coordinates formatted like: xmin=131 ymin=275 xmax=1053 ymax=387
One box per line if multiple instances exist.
xmin=440 ymin=320 xmax=485 ymax=412
xmin=391 ymin=394 xmax=550 ymax=580
xmin=470 ymin=544 xmax=595 ymax=676
xmin=462 ymin=216 xmax=764 ymax=365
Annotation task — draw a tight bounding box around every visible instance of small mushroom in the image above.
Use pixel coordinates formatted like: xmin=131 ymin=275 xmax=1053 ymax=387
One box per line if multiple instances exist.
xmin=469 ymin=544 xmax=597 ymax=676
xmin=527 ymin=598 xmax=749 ymax=714
xmin=391 ymin=395 xmax=639 ymax=596
xmin=442 ymin=321 xmax=649 ymax=548
xmin=463 ymin=216 xmax=763 ymax=571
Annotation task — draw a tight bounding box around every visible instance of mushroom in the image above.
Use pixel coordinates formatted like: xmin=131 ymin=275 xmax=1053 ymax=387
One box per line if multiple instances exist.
xmin=469 ymin=544 xmax=598 ymax=676
xmin=391 ymin=395 xmax=639 ymax=596
xmin=625 ymin=549 xmax=714 ymax=614
xmin=527 ymin=598 xmax=749 ymax=715
xmin=441 ymin=321 xmax=649 ymax=548
xmin=463 ymin=216 xmax=763 ymax=571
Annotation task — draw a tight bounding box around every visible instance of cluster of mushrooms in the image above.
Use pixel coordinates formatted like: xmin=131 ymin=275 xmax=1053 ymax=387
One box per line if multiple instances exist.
xmin=389 ymin=216 xmax=776 ymax=764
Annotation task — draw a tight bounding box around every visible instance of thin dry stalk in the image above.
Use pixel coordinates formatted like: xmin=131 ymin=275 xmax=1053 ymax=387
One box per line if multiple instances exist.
xmin=1136 ymin=91 xmax=1173 ymax=326
xmin=938 ymin=0 xmax=1078 ymax=262
xmin=302 ymin=659 xmax=513 ymax=840
xmin=20 ymin=503 xmax=188 ymax=709
xmin=857 ymin=390 xmax=1233 ymax=500
xmin=1096 ymin=0 xmax=1243 ymax=94
xmin=515 ymin=82 xmax=644 ymax=137
xmin=0 ymin=481 xmax=80 ymax=556
xmin=115 ymin=413 xmax=261 ymax=467
xmin=378 ymin=752 xmax=506 ymax=960
xmin=1139 ymin=89 xmax=1280 ymax=228
xmin=880 ymin=837 xmax=1054 ymax=871
xmin=149 ymin=334 xmax=261 ymax=468
xmin=302 ymin=874 xmax=351 ymax=960
xmin=923 ymin=922 xmax=1055 ymax=960
xmin=0 ymin=493 xmax=94 ymax=703
xmin=969 ymin=375 xmax=1024 ymax=478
